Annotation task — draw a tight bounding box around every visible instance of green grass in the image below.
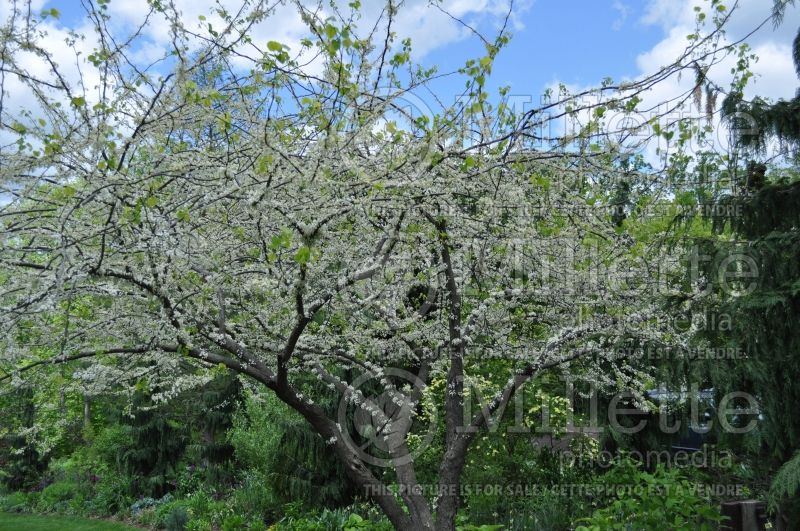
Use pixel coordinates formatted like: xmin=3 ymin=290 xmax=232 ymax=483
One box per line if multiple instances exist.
xmin=0 ymin=512 xmax=140 ymax=530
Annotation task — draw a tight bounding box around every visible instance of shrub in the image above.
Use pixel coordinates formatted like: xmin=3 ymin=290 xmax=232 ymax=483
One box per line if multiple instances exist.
xmin=182 ymin=490 xmax=232 ymax=529
xmin=184 ymin=490 xmax=215 ymax=522
xmin=230 ymin=394 xmax=354 ymax=510
xmin=174 ymin=461 xmax=206 ymax=497
xmin=247 ymin=519 xmax=267 ymax=531
xmin=156 ymin=499 xmax=189 ymax=528
xmin=86 ymin=474 xmax=133 ymax=516
xmin=130 ymin=496 xmax=159 ymax=515
xmin=575 ymin=458 xmax=725 ymax=531
xmin=91 ymin=426 xmax=131 ymax=472
xmin=276 ymin=508 xmax=348 ymax=531
xmin=164 ymin=505 xmax=190 ymax=531
xmin=504 ymin=490 xmax=585 ymax=531
xmin=127 ymin=493 xmax=175 ymax=527
xmin=33 ymin=450 xmax=117 ymax=517
xmin=137 ymin=507 xmax=158 ymax=528
xmin=25 ymin=491 xmax=40 ymax=510
xmin=186 ymin=518 xmax=213 ymax=531
xmin=276 ymin=507 xmax=392 ymax=531
xmin=459 ymin=443 xmax=593 ymax=528
xmin=222 ymin=514 xmax=247 ymax=531
xmin=231 ymin=470 xmax=278 ymax=521
xmin=38 ymin=480 xmax=80 ymax=512
xmin=0 ymin=491 xmax=30 ymax=513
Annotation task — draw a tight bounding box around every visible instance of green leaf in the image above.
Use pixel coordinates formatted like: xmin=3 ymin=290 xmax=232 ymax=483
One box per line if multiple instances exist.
xmin=325 ymin=24 xmax=338 ymax=40
xmin=176 ymin=208 xmax=190 ymax=222
xmin=70 ymin=96 xmax=87 ymax=108
xmin=267 ymin=40 xmax=283 ymax=52
xmin=294 ymin=245 xmax=311 ymax=265
xmin=271 ymin=228 xmax=292 ymax=250
xmin=391 ymin=52 xmax=408 ymax=66
xmin=256 ymin=154 xmax=274 ymax=175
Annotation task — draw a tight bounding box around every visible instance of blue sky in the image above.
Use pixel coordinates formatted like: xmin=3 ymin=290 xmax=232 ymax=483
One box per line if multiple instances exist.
xmin=425 ymin=1 xmax=664 ymax=92
xmin=41 ymin=0 xmax=664 ymax=90
xmin=5 ymin=0 xmax=799 ymax=119
xmin=29 ymin=0 xmax=795 ymax=90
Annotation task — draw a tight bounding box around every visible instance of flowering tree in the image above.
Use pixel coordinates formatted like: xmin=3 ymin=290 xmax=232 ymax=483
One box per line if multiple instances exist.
xmin=0 ymin=1 xmax=760 ymax=528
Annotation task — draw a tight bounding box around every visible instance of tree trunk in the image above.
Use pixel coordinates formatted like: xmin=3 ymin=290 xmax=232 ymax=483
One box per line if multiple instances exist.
xmin=393 ymin=440 xmax=435 ymax=530
xmin=82 ymin=394 xmax=92 ymax=440
xmin=435 ymin=436 xmax=469 ymax=531
xmin=270 ymin=379 xmax=425 ymax=530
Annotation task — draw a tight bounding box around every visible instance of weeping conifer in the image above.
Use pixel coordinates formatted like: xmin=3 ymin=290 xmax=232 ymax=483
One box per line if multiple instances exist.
xmin=189 ymin=372 xmax=243 ymax=487
xmin=721 ymin=21 xmax=800 ymax=155
xmin=115 ymin=391 xmax=190 ymax=498
xmin=697 ymin=180 xmax=800 ymax=525
xmin=697 ymin=13 xmax=800 ymax=524
xmin=0 ymin=388 xmax=45 ymax=491
xmin=266 ymin=374 xmax=356 ymax=509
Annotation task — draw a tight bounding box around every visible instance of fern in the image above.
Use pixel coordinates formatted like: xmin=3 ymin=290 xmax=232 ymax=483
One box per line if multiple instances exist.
xmin=769 ymin=452 xmax=800 ymax=511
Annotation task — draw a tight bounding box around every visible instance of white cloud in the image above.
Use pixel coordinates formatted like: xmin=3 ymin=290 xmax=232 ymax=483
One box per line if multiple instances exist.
xmin=641 ymin=0 xmax=689 ymax=31
xmin=0 ymin=0 xmax=47 ymax=23
xmin=612 ymin=0 xmax=631 ymax=31
xmin=1 ymin=0 xmax=530 ymax=141
xmin=639 ymin=0 xmax=799 ymax=101
xmin=622 ymin=0 xmax=798 ymax=161
xmin=528 ymin=0 xmax=798 ymax=169
xmin=97 ymin=0 xmax=529 ymax=63
xmin=1 ymin=19 xmax=100 ymax=114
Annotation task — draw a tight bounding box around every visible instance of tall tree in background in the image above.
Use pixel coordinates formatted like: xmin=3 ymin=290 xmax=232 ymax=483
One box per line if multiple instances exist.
xmin=0 ymin=388 xmax=45 ymax=491
xmin=115 ymin=390 xmax=190 ymax=498
xmin=697 ymin=5 xmax=800 ymax=525
xmin=722 ymin=0 xmax=799 ymax=160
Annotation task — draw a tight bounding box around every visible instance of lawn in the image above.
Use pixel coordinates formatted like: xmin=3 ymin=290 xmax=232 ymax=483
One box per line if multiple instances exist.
xmin=0 ymin=513 xmax=140 ymax=530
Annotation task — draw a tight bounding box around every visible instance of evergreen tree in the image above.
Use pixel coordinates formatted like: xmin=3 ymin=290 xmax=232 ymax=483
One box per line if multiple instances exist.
xmin=0 ymin=388 xmax=45 ymax=491
xmin=700 ymin=179 xmax=800 ymax=525
xmin=265 ymin=374 xmax=356 ymax=509
xmin=722 ymin=2 xmax=800 ymax=157
xmin=697 ymin=11 xmax=800 ymax=525
xmin=114 ymin=391 xmax=190 ymax=498
xmin=191 ymin=372 xmax=243 ymax=488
